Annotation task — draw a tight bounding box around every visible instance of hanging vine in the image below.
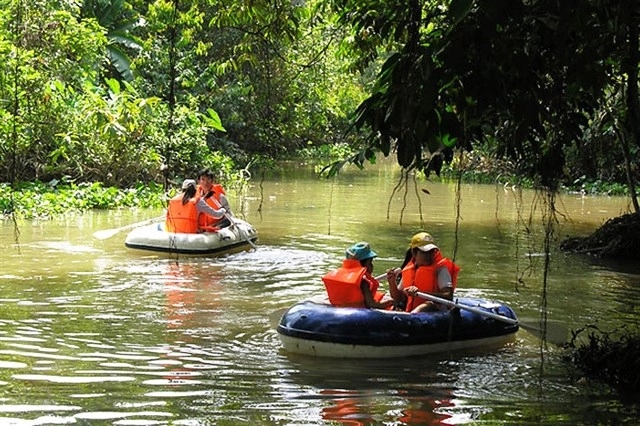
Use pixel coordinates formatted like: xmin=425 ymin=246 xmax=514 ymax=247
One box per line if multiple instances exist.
xmin=163 ymin=0 xmax=179 ymax=192
xmin=451 ymin=149 xmax=466 ymax=262
xmin=386 ymin=169 xmax=425 ymax=228
xmin=8 ymin=0 xmax=23 ymax=247
xmin=327 ymin=177 xmax=335 ymax=235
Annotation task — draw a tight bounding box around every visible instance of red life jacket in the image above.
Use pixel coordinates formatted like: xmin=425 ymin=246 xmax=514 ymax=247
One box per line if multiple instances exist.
xmin=165 ymin=193 xmax=200 ymax=233
xmin=322 ymin=259 xmax=386 ymax=307
xmin=401 ymin=251 xmax=460 ymax=312
xmin=322 ymin=259 xmax=367 ymax=307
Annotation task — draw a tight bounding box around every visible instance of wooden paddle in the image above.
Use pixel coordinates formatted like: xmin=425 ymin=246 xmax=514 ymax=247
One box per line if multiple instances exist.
xmin=374 ymin=272 xmax=395 ymax=280
xmin=415 ymin=291 xmax=567 ymax=346
xmin=373 ymin=273 xmax=567 ymax=345
xmin=92 ymin=215 xmax=165 ymax=240
xmin=225 ymin=213 xmax=257 ymax=249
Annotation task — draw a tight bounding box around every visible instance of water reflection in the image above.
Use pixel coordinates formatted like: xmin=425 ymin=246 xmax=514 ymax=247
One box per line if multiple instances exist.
xmin=162 ymin=261 xmax=225 ymax=333
xmin=280 ymin=354 xmax=472 ymax=425
xmin=320 ymin=388 xmax=456 ymax=426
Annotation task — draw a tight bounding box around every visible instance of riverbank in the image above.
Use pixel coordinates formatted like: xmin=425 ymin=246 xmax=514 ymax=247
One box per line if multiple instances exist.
xmin=0 ymin=180 xmax=167 ymax=220
xmin=2 ymin=169 xmax=631 ymax=221
xmin=560 ymin=212 xmax=640 ymax=261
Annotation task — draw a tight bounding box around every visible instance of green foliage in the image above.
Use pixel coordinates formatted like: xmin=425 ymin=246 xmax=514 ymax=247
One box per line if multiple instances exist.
xmin=295 ymin=142 xmax=357 ymax=174
xmin=0 ymin=0 xmax=238 ymax=189
xmin=81 ymin=0 xmax=144 ymax=82
xmin=203 ymin=0 xmax=366 ymax=161
xmin=0 ymin=2 xmax=108 ymax=181
xmin=1 ymin=0 xmax=638 ymax=210
xmin=51 ymin=78 xmax=164 ymax=185
xmin=296 ymin=142 xmax=355 ymax=163
xmin=329 ymin=0 xmax=633 ymax=195
xmin=562 ymin=84 xmax=640 ymax=197
xmin=0 ymin=0 xmax=370 ymax=193
xmin=568 ymin=178 xmax=628 ymax=196
xmin=0 ymin=179 xmax=166 ymax=219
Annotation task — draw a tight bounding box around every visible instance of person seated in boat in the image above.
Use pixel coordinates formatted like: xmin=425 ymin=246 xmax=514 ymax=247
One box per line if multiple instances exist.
xmin=165 ymin=179 xmax=227 ymax=233
xmin=196 ymin=168 xmax=232 ymax=230
xmin=386 ymin=232 xmax=460 ymax=313
xmin=322 ymin=242 xmax=396 ymax=309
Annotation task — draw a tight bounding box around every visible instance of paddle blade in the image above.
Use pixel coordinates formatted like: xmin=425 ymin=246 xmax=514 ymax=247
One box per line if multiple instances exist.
xmin=92 ymin=228 xmax=121 ymax=240
xmin=269 ymin=308 xmax=288 ymax=328
xmin=518 ymin=318 xmax=568 ymax=347
xmin=92 ymin=214 xmax=166 ymax=240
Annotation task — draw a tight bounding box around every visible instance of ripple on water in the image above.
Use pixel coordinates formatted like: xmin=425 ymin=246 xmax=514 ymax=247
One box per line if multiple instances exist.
xmin=0 ymin=404 xmax=82 ymax=413
xmin=219 ymin=246 xmax=330 ymax=277
xmin=73 ymin=410 xmax=173 ymax=421
xmin=0 ymin=360 xmax=27 ymax=369
xmin=12 ymin=374 xmax=135 ymax=384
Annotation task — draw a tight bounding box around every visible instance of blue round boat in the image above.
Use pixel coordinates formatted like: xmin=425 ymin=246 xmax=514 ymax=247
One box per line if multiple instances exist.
xmin=277 ymin=297 xmax=519 ymax=358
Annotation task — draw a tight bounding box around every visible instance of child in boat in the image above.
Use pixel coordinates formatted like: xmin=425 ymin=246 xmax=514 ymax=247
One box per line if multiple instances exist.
xmin=322 ymin=242 xmax=396 ymax=309
xmin=196 ymin=168 xmax=232 ymax=229
xmin=387 ymin=232 xmax=460 ymax=313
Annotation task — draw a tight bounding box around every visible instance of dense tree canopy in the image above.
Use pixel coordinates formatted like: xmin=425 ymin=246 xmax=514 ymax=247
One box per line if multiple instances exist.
xmin=0 ymin=0 xmax=638 ymax=207
xmin=0 ymin=0 xmax=364 ymax=187
xmin=328 ymin=0 xmax=638 ymax=200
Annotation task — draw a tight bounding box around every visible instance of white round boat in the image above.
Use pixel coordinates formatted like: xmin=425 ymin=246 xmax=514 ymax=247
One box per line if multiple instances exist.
xmin=124 ymin=218 xmax=258 ymax=255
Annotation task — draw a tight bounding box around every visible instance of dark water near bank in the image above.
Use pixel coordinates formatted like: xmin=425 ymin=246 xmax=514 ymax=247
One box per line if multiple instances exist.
xmin=1 ymin=161 xmax=639 ymax=425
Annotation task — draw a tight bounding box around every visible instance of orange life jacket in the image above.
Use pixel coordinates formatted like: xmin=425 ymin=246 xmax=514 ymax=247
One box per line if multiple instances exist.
xmin=401 ymin=251 xmax=460 ymax=312
xmin=212 ymin=183 xmax=225 ymax=197
xmin=165 ymin=193 xmax=200 ymax=233
xmin=363 ymin=271 xmax=384 ymax=302
xmin=197 ymin=183 xmax=226 ymax=203
xmin=198 ymin=193 xmax=226 ymax=231
xmin=196 ymin=184 xmax=228 ymax=231
xmin=322 ymin=260 xmax=386 ymax=307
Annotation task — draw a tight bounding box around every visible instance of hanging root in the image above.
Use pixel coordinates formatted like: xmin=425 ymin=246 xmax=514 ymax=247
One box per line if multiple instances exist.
xmin=564 ymin=325 xmax=640 ymax=396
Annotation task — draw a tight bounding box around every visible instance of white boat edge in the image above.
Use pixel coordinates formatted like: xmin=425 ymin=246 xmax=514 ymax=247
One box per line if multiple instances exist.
xmin=124 ymin=218 xmax=258 ymax=255
xmin=278 ymin=332 xmax=517 ymax=359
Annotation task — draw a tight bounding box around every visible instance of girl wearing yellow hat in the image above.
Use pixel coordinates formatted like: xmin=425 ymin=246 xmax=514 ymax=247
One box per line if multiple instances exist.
xmin=387 ymin=232 xmax=460 ymax=313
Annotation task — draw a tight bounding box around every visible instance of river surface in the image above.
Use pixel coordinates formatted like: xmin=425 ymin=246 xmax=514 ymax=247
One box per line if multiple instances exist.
xmin=1 ymin=160 xmax=639 ymax=425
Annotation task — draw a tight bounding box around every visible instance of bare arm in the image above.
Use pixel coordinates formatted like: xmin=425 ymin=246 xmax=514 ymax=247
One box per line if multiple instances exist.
xmin=361 ymin=281 xmax=394 ymax=309
xmin=386 ymin=268 xmax=406 ymax=304
xmin=404 ymin=285 xmax=452 ymax=300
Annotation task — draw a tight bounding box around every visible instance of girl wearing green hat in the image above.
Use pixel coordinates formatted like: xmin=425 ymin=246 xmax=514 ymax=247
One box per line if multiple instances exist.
xmin=322 ymin=242 xmax=396 ymax=309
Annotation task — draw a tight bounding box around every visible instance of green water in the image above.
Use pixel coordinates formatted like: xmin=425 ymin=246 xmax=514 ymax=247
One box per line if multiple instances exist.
xmin=1 ymin=160 xmax=638 ymax=424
